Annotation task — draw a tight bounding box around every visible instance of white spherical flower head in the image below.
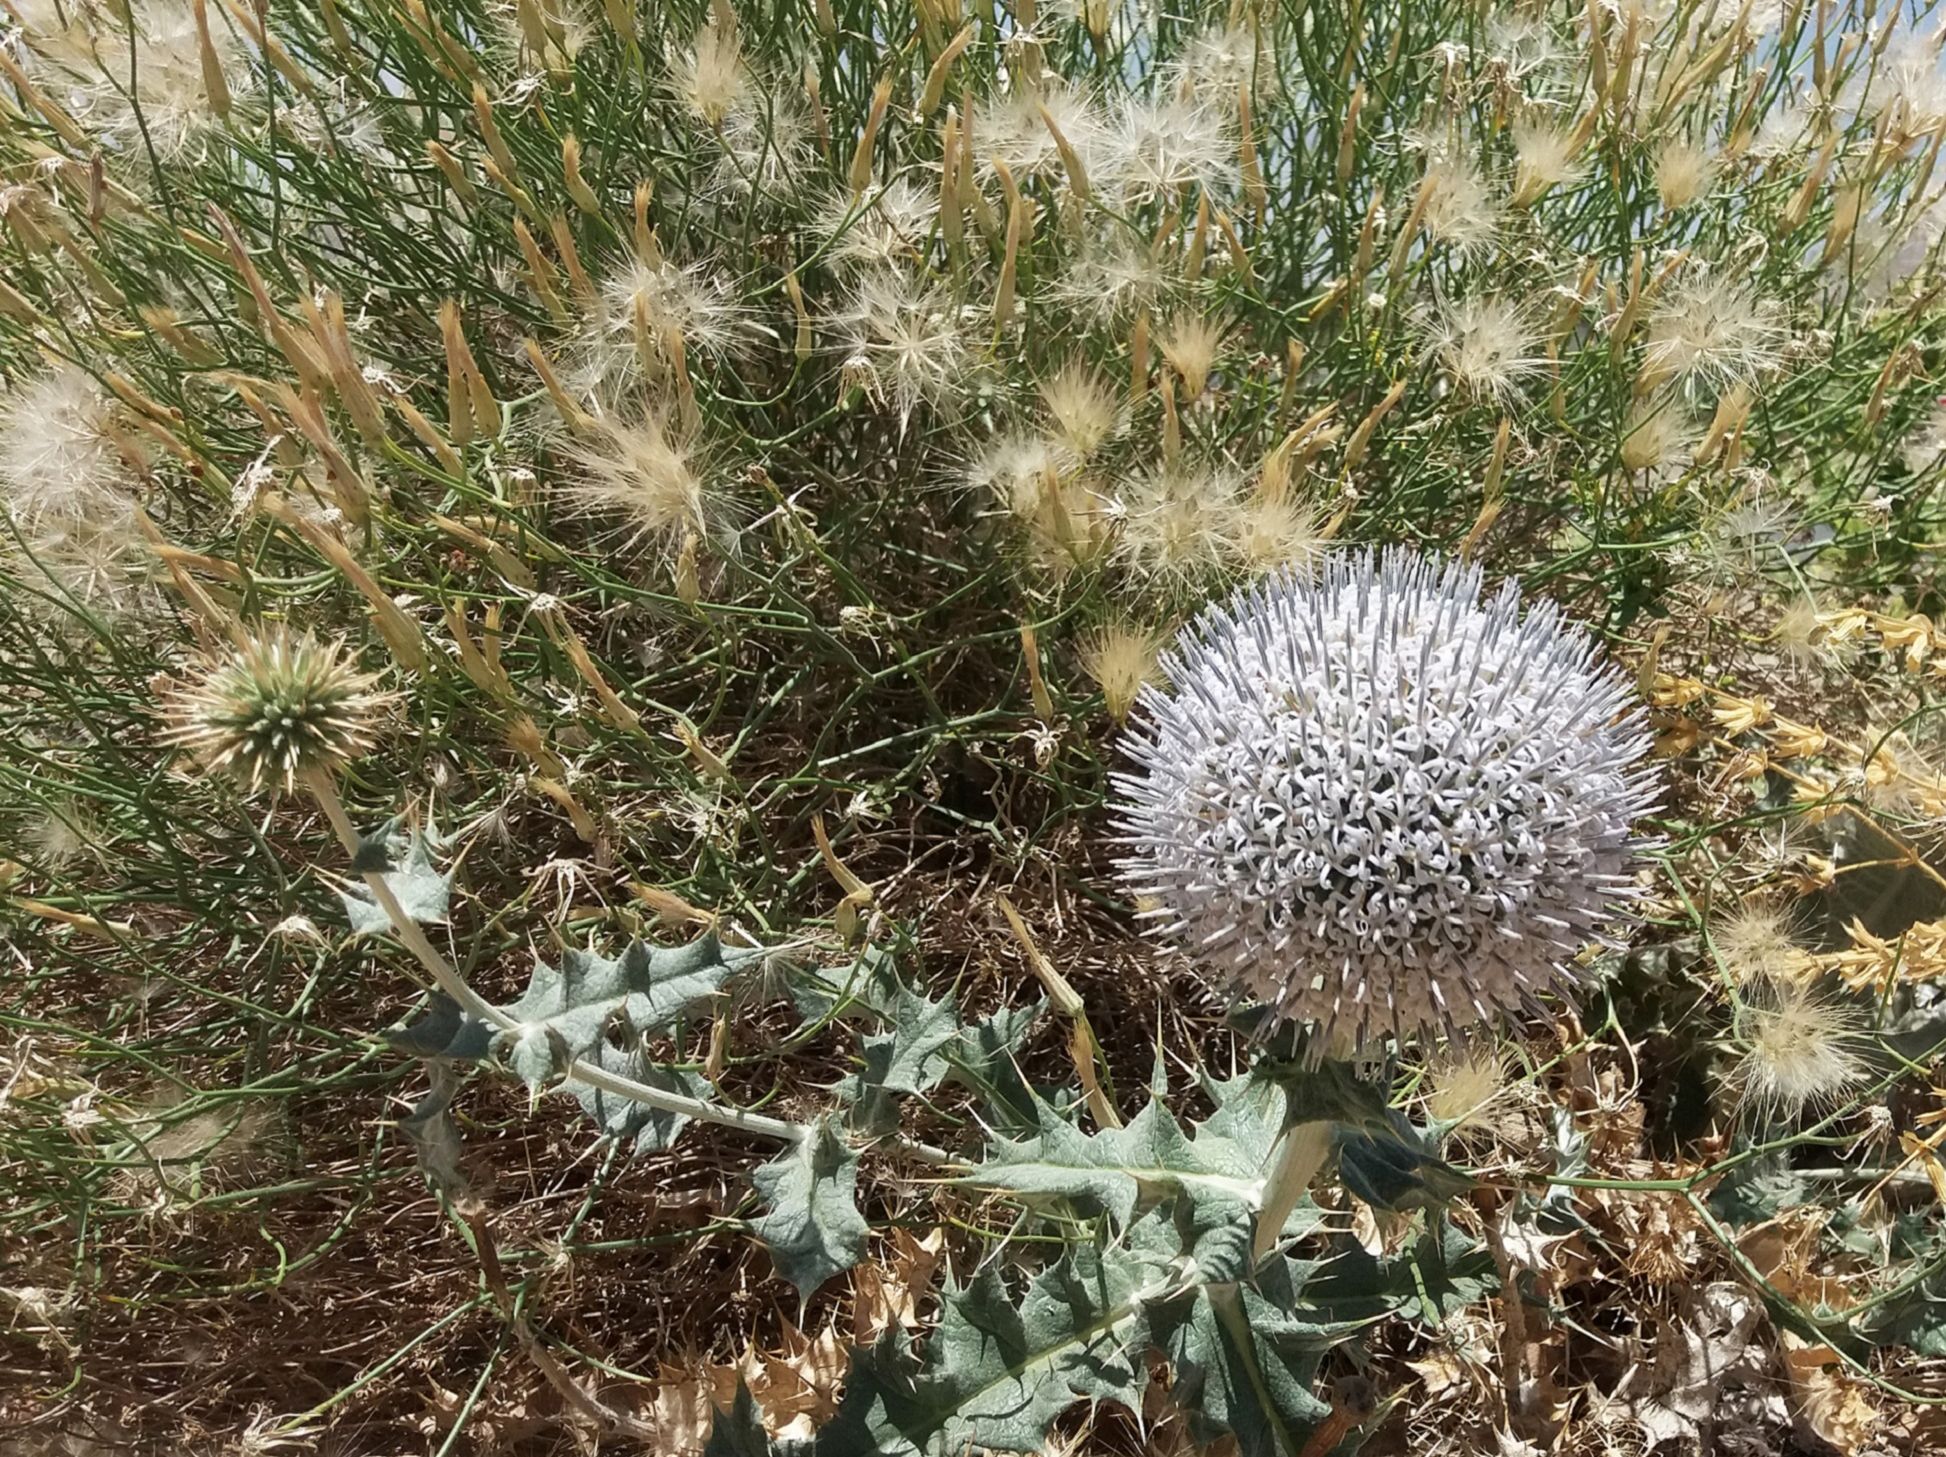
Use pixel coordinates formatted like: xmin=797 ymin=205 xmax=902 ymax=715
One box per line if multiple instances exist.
xmin=1112 ymin=550 xmax=1658 ymax=1048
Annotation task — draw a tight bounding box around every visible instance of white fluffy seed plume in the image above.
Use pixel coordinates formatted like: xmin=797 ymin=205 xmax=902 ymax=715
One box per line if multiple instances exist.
xmin=1112 ymin=550 xmax=1658 ymax=1049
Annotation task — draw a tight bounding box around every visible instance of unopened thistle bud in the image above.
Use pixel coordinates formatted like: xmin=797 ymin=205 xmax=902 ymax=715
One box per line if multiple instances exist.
xmin=1113 ymin=551 xmax=1658 ymax=1049
xmin=164 ymin=628 xmax=390 ymax=793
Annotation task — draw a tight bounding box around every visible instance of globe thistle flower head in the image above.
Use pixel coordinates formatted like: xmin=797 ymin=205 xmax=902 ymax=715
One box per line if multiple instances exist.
xmin=164 ymin=628 xmax=390 ymax=794
xmin=1113 ymin=551 xmax=1658 ymax=1050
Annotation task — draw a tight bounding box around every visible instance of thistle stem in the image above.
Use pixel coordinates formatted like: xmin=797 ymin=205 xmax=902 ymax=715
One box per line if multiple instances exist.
xmin=299 ymin=766 xmax=811 ymax=1148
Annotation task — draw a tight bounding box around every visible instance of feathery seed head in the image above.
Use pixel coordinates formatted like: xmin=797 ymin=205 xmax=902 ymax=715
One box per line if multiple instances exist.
xmin=1901 ymin=400 xmax=1946 ymax=477
xmin=1510 ymin=119 xmax=1582 ymax=204
xmin=565 ymin=413 xmax=715 ymax=548
xmin=51 ymin=0 xmax=247 ymax=159
xmin=1699 ymin=493 xmax=1797 ymax=580
xmin=1111 ymin=464 xmax=1246 ymax=585
xmin=1422 ymin=1041 xmax=1507 ymax=1134
xmin=1081 ymin=623 xmax=1166 ymax=723
xmin=968 ymin=432 xmax=1081 ymax=520
xmin=669 ymin=19 xmax=746 ymax=127
xmin=1641 ymin=275 xmax=1788 ymax=392
xmin=1113 ymin=551 xmax=1658 ymax=1049
xmin=1619 ymin=396 xmax=1697 ymax=476
xmin=1737 ymin=980 xmax=1865 ymax=1114
xmin=1104 ymin=93 xmax=1235 ymax=201
xmin=1053 ymin=233 xmax=1175 ymax=321
xmin=979 ymin=85 xmax=1108 ymax=189
xmin=9 ymin=497 xmax=159 ymax=621
xmin=833 ymin=268 xmax=975 ymax=423
xmin=1712 ymin=900 xmax=1815 ymax=987
xmin=1773 ymin=594 xmax=1839 ymax=667
xmin=1170 ymin=20 xmax=1272 ymax=103
xmin=820 ymin=178 xmax=942 ymax=268
xmin=712 ymin=95 xmax=814 ymax=204
xmin=1038 ymin=361 xmax=1122 ymax=458
xmin=1420 ymin=155 xmax=1500 ymax=255
xmin=592 ymin=257 xmax=746 ymax=376
xmin=1424 ymin=293 xmax=1539 ymax=402
xmin=1480 ymin=11 xmax=1568 ymax=83
xmin=1232 ymin=495 xmax=1324 ymax=576
xmin=163 ymin=628 xmax=389 ymax=793
xmin=1654 ymin=138 xmax=1717 ymax=210
xmin=0 ymin=366 xmax=136 ymax=526
xmin=1861 ymin=35 xmax=1946 ymax=144
xmin=968 ymin=432 xmax=1109 ymax=568
xmin=1158 ymin=313 xmax=1227 ymax=399
xmin=22 ymin=797 xmax=99 ymax=870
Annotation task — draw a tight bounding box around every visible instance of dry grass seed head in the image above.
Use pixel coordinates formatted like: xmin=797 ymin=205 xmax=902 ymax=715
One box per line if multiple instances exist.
xmin=567 ymin=412 xmax=718 ymax=548
xmin=1038 ymin=361 xmax=1122 ymax=458
xmin=1158 ymin=313 xmax=1226 ymax=399
xmin=1737 ymin=979 xmax=1865 ymax=1114
xmin=1081 ymin=623 xmax=1167 ymax=722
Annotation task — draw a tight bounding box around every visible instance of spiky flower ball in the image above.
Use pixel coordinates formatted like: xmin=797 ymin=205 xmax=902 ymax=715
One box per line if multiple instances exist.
xmin=164 ymin=628 xmax=390 ymax=793
xmin=1112 ymin=550 xmax=1657 ymax=1048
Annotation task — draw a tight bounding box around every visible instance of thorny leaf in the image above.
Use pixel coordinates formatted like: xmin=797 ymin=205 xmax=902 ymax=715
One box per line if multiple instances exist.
xmin=750 ymin=1118 xmax=873 ymax=1300
xmin=339 ymin=820 xmax=452 ymax=934
xmin=391 ymin=932 xmax=753 ymax=1087
xmin=961 ymin=1070 xmax=1288 ymax=1231
xmin=397 ymin=1061 xmax=469 ymax=1203
xmin=852 ymin=1228 xmax=947 ymax=1342
xmin=809 ymin=1238 xmax=1164 ymax=1457
xmin=702 ymin=1383 xmax=773 ymax=1457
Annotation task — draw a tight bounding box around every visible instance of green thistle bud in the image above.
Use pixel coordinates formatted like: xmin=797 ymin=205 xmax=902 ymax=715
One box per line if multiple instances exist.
xmin=164 ymin=628 xmax=389 ymax=793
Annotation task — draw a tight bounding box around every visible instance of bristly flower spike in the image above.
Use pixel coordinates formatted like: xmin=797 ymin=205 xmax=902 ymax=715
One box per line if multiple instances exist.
xmin=1112 ymin=550 xmax=1658 ymax=1051
xmin=164 ymin=627 xmax=391 ymax=794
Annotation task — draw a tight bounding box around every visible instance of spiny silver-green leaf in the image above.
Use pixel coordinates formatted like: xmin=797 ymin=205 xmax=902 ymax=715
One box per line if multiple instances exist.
xmin=960 ymin=1070 xmax=1288 ymax=1227
xmin=340 ymin=821 xmax=452 ymax=934
xmin=812 ymin=1238 xmax=1167 ymax=1456
xmin=499 ymin=935 xmax=752 ymax=1086
xmin=750 ymin=1117 xmax=872 ymax=1300
xmin=388 ymin=931 xmax=757 ymax=1154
